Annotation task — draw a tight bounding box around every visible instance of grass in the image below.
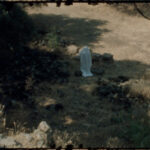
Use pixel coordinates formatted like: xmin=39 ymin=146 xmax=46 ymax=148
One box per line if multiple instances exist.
xmin=128 ymin=79 xmax=150 ymax=101
xmin=119 ymin=118 xmax=150 ymax=147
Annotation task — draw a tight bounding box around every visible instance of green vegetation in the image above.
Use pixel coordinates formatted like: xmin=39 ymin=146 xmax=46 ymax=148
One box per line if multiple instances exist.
xmin=45 ymin=30 xmax=61 ymax=50
xmin=120 ymin=116 xmax=150 ymax=147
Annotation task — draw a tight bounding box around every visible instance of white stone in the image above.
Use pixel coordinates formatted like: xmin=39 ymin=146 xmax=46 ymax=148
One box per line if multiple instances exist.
xmin=79 ymin=46 xmax=93 ymax=77
xmin=14 ymin=133 xmax=34 ymax=148
xmin=25 ymin=134 xmax=33 ymax=141
xmin=20 ymin=133 xmax=33 ymax=142
xmin=32 ymin=129 xmax=48 ymax=148
xmin=36 ymin=140 xmax=45 ymax=148
xmin=38 ymin=121 xmax=50 ymax=133
xmin=33 ymin=129 xmax=47 ymax=140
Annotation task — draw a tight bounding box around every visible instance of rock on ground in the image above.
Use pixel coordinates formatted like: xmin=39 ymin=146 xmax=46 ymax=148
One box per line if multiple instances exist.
xmin=0 ymin=137 xmax=21 ymax=148
xmin=102 ymin=53 xmax=114 ymax=63
xmin=32 ymin=129 xmax=48 ymax=148
xmin=38 ymin=121 xmax=51 ymax=133
xmin=0 ymin=121 xmax=51 ymax=148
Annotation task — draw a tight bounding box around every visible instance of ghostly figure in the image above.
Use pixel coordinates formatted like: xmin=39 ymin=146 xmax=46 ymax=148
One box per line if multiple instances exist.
xmin=79 ymin=46 xmax=93 ymax=77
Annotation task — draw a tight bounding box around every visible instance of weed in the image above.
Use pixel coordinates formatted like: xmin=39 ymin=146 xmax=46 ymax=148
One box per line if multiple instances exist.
xmin=119 ymin=118 xmax=150 ymax=147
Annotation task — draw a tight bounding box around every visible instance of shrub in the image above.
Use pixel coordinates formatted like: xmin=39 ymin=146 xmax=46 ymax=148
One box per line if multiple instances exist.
xmin=45 ymin=29 xmax=61 ymax=50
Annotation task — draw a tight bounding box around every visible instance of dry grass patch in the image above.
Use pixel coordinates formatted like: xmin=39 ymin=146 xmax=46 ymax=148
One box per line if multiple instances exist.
xmin=79 ymin=83 xmax=98 ymax=93
xmin=142 ymin=68 xmax=150 ymax=80
xmin=128 ymin=79 xmax=150 ymax=100
xmin=36 ymin=97 xmax=56 ymax=108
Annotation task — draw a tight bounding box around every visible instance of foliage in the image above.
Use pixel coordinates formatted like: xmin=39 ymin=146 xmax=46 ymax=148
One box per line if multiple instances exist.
xmin=120 ymin=118 xmax=150 ymax=147
xmin=45 ymin=31 xmax=61 ymax=50
xmin=0 ymin=4 xmax=36 ymax=52
xmin=46 ymin=33 xmax=59 ymax=49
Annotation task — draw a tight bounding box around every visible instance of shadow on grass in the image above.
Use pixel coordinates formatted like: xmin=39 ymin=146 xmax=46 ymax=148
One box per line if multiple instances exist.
xmin=109 ymin=3 xmax=150 ymax=19
xmin=31 ymin=14 xmax=110 ymax=47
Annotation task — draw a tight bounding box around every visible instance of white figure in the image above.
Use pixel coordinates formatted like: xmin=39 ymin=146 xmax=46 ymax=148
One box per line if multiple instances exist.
xmin=79 ymin=46 xmax=93 ymax=77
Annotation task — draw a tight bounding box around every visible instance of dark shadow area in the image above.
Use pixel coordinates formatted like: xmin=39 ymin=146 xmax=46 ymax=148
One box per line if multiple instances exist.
xmin=103 ymin=59 xmax=149 ymax=79
xmin=31 ymin=14 xmax=110 ymax=47
xmin=109 ymin=3 xmax=150 ymax=18
xmin=109 ymin=3 xmax=139 ymax=16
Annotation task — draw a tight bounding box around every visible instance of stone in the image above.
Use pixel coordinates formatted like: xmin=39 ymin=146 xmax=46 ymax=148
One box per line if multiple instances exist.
xmin=33 ymin=129 xmax=47 ymax=140
xmin=32 ymin=129 xmax=47 ymax=141
xmin=22 ymin=133 xmax=33 ymax=142
xmin=38 ymin=121 xmax=51 ymax=133
xmin=32 ymin=129 xmax=47 ymax=147
xmin=102 ymin=53 xmax=113 ymax=63
xmin=79 ymin=46 xmax=93 ymax=77
xmin=14 ymin=133 xmax=33 ymax=147
xmin=0 ymin=137 xmax=17 ymax=148
xmin=66 ymin=45 xmax=78 ymax=55
xmin=36 ymin=140 xmax=45 ymax=148
xmin=13 ymin=127 xmax=51 ymax=148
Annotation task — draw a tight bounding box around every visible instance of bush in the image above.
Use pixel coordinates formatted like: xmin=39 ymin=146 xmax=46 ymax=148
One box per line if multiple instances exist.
xmin=44 ymin=29 xmax=61 ymax=50
xmin=120 ymin=119 xmax=150 ymax=147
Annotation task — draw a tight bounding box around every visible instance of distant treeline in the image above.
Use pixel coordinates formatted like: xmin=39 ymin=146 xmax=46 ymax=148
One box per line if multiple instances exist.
xmin=0 ymin=0 xmax=146 ymax=6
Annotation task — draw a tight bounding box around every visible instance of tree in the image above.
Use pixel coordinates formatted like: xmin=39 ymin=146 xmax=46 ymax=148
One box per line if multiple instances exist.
xmin=0 ymin=3 xmax=36 ymax=52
